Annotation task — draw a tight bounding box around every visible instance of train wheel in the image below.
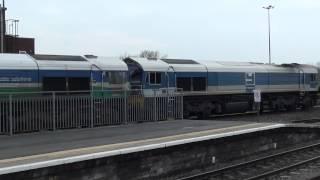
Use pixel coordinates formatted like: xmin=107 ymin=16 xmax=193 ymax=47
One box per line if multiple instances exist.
xmin=301 ymin=96 xmax=312 ymax=110
xmin=286 ymin=104 xmax=296 ymax=111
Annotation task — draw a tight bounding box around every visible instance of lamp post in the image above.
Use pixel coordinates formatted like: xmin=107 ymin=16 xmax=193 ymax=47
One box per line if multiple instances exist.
xmin=263 ymin=5 xmax=274 ymax=64
xmin=0 ymin=0 xmax=6 ymax=53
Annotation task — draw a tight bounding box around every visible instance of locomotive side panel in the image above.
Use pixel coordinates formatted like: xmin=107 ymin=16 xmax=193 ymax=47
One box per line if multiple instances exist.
xmin=0 ymin=69 xmax=40 ymax=93
xmin=0 ymin=54 xmax=40 ymax=93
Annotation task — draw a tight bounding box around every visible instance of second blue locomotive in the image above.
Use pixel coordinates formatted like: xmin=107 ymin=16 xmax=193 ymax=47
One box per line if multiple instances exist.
xmin=124 ymin=57 xmax=318 ymax=117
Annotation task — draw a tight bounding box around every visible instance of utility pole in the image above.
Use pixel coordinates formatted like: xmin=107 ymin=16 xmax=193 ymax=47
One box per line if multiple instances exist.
xmin=263 ymin=5 xmax=274 ymax=64
xmin=0 ymin=0 xmax=6 ymax=53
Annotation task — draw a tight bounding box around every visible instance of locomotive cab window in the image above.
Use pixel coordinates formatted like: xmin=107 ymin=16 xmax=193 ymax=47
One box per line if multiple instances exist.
xmin=149 ymin=72 xmax=161 ymax=85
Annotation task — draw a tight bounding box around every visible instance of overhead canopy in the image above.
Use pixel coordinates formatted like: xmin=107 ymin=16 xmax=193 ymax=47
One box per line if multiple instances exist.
xmin=125 ymin=57 xmax=169 ymax=72
xmin=32 ymin=54 xmax=92 ymax=70
xmin=0 ymin=53 xmax=38 ymax=70
xmin=85 ymin=56 xmax=128 ymax=71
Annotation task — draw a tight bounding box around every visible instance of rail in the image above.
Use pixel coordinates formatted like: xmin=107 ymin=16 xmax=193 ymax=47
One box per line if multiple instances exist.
xmin=179 ymin=142 xmax=320 ymax=180
xmin=245 ymin=156 xmax=320 ymax=180
xmin=0 ymin=89 xmax=183 ymax=135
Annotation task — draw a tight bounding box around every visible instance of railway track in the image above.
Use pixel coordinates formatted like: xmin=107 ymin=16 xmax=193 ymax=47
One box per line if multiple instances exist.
xmin=196 ymin=105 xmax=320 ymax=124
xmin=179 ymin=142 xmax=320 ymax=180
xmin=292 ymin=118 xmax=320 ymax=124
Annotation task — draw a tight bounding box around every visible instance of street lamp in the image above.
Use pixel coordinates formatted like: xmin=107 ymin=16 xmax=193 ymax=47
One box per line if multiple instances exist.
xmin=263 ymin=5 xmax=274 ymax=64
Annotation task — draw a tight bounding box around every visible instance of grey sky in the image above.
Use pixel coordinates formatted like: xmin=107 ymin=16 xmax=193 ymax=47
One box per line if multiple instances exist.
xmin=6 ymin=0 xmax=320 ymax=64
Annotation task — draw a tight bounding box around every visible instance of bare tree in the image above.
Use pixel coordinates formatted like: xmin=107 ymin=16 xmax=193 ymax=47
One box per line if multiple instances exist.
xmin=120 ymin=52 xmax=130 ymax=60
xmin=139 ymin=50 xmax=160 ymax=59
xmin=161 ymin=54 xmax=168 ymax=59
xmin=121 ymin=50 xmax=168 ymax=60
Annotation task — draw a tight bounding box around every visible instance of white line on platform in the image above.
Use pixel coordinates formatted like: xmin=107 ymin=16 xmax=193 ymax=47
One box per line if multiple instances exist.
xmin=0 ymin=123 xmax=286 ymax=175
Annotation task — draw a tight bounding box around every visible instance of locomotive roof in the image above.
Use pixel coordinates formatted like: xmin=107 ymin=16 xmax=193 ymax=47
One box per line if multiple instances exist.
xmin=191 ymin=60 xmax=269 ymax=73
xmin=84 ymin=56 xmax=128 ymax=71
xmin=161 ymin=59 xmax=199 ymax=65
xmin=32 ymin=54 xmax=87 ymax=61
xmin=290 ymin=64 xmax=318 ymax=74
xmin=197 ymin=60 xmax=314 ymax=73
xmin=32 ymin=54 xmax=92 ymax=70
xmin=125 ymin=57 xmax=169 ymax=72
xmin=161 ymin=59 xmax=207 ymax=72
xmin=0 ymin=53 xmax=38 ymax=70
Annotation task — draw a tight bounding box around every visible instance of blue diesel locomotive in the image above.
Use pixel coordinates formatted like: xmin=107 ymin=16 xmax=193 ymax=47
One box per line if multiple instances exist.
xmin=0 ymin=54 xmax=128 ymax=93
xmin=124 ymin=57 xmax=319 ymax=118
xmin=0 ymin=53 xmax=318 ymax=118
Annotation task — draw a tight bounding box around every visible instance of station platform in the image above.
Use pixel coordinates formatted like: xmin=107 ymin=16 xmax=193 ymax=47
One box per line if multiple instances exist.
xmin=0 ymin=120 xmax=285 ymax=175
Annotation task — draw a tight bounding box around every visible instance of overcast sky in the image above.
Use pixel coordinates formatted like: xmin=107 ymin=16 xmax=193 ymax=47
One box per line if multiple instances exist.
xmin=6 ymin=0 xmax=320 ymax=64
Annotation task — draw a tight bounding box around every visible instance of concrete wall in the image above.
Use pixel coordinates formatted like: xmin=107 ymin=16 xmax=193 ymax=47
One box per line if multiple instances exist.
xmin=2 ymin=127 xmax=320 ymax=180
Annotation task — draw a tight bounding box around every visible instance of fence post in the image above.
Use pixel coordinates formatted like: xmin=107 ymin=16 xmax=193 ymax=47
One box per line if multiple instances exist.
xmin=166 ymin=89 xmax=169 ymax=120
xmin=153 ymin=89 xmax=157 ymax=122
xmin=52 ymin=92 xmax=56 ymax=131
xmin=9 ymin=94 xmax=13 ymax=136
xmin=123 ymin=90 xmax=128 ymax=124
xmin=180 ymin=92 xmax=184 ymax=120
xmin=90 ymin=92 xmax=94 ymax=128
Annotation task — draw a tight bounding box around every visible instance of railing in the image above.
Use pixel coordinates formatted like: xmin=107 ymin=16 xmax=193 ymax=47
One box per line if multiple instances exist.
xmin=0 ymin=89 xmax=183 ymax=135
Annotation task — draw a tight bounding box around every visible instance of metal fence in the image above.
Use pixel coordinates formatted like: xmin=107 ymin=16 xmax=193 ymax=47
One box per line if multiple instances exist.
xmin=0 ymin=89 xmax=183 ymax=135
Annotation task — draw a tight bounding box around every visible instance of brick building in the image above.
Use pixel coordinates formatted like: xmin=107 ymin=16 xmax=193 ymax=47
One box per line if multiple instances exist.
xmin=5 ymin=35 xmax=35 ymax=54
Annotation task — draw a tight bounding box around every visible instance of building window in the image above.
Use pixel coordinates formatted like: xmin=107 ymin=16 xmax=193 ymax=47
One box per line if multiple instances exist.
xmin=149 ymin=72 xmax=162 ymax=85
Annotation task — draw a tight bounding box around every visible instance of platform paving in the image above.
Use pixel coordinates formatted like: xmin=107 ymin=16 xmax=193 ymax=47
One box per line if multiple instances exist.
xmin=0 ymin=119 xmax=285 ymax=175
xmin=0 ymin=120 xmax=254 ymax=160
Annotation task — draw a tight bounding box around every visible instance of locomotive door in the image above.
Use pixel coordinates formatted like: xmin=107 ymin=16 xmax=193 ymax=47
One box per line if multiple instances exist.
xmin=245 ymin=72 xmax=255 ymax=90
xmin=167 ymin=66 xmax=176 ymax=88
xmin=299 ymin=70 xmax=305 ymax=90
